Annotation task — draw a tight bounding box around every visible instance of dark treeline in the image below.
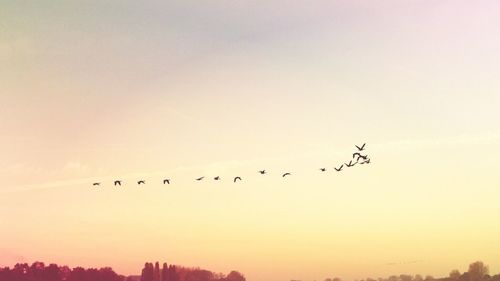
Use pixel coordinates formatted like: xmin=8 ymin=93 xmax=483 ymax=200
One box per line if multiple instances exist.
xmin=140 ymin=262 xmax=245 ymax=281
xmin=325 ymin=261 xmax=499 ymax=281
xmin=0 ymin=262 xmax=125 ymax=281
xmin=0 ymin=261 xmax=245 ymax=281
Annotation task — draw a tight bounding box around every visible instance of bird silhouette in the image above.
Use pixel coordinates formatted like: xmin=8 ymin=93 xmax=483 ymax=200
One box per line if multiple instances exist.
xmin=360 ymin=159 xmax=371 ymax=164
xmin=355 ymin=143 xmax=366 ymax=151
xmin=334 ymin=165 xmax=344 ymax=172
xmin=320 ymin=168 xmax=327 ymax=172
xmin=163 ymin=179 xmax=170 ymax=184
xmin=214 ymin=176 xmax=220 ymax=181
xmin=137 ymin=180 xmax=145 ymax=185
xmin=92 ymin=182 xmax=100 ymax=186
xmin=234 ymin=176 xmax=242 ymax=183
xmin=356 ymin=154 xmax=368 ymax=162
xmin=196 ymin=177 xmax=204 ymax=181
xmin=259 ymin=170 xmax=266 ymax=175
xmin=114 ymin=180 xmax=122 ymax=186
xmin=345 ymin=160 xmax=356 ymax=167
xmin=282 ymin=172 xmax=291 ymax=177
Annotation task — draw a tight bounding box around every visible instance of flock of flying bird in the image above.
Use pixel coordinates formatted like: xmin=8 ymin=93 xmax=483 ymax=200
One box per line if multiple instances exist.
xmin=91 ymin=143 xmax=371 ymax=187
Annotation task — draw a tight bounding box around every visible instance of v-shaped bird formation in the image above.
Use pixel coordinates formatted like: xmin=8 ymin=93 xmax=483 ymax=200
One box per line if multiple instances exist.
xmin=91 ymin=143 xmax=371 ymax=187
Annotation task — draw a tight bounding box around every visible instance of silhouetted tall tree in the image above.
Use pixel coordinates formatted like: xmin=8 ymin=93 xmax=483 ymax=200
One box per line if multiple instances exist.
xmin=154 ymin=262 xmax=161 ymax=281
xmin=469 ymin=262 xmax=489 ymax=281
xmin=168 ymin=265 xmax=179 ymax=281
xmin=161 ymin=263 xmax=169 ymax=281
xmin=141 ymin=263 xmax=154 ymax=281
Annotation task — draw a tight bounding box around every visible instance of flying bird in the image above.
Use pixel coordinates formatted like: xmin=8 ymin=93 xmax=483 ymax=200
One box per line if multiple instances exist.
xmin=137 ymin=180 xmax=145 ymax=185
xmin=334 ymin=165 xmax=343 ymax=172
xmin=258 ymin=170 xmax=266 ymax=175
xmin=214 ymin=176 xmax=220 ymax=181
xmin=234 ymin=176 xmax=242 ymax=183
xmin=163 ymin=179 xmax=170 ymax=185
xmin=196 ymin=177 xmax=204 ymax=181
xmin=320 ymin=168 xmax=327 ymax=172
xmin=92 ymin=182 xmax=100 ymax=186
xmin=356 ymin=154 xmax=368 ymax=162
xmin=282 ymin=173 xmax=291 ymax=177
xmin=114 ymin=180 xmax=122 ymax=186
xmin=345 ymin=160 xmax=356 ymax=167
xmin=355 ymin=143 xmax=366 ymax=151
xmin=360 ymin=159 xmax=371 ymax=164
xmin=353 ymin=152 xmax=362 ymax=159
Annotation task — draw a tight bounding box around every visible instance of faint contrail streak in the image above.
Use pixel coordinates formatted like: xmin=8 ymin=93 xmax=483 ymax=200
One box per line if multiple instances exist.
xmin=385 ymin=260 xmax=424 ymax=266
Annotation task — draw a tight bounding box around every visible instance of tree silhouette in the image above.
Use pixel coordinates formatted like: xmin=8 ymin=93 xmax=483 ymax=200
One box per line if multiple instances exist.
xmin=184 ymin=269 xmax=213 ymax=281
xmin=388 ymin=275 xmax=398 ymax=281
xmin=154 ymin=262 xmax=161 ymax=281
xmin=141 ymin=263 xmax=154 ymax=281
xmin=450 ymin=270 xmax=461 ymax=281
xmin=225 ymin=271 xmax=245 ymax=281
xmin=161 ymin=263 xmax=169 ymax=281
xmin=168 ymin=265 xmax=179 ymax=281
xmin=400 ymin=274 xmax=413 ymax=281
xmin=469 ymin=261 xmax=489 ymax=281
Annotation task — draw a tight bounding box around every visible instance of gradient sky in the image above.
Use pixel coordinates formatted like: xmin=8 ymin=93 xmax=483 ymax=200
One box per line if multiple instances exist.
xmin=1 ymin=1 xmax=500 ymax=281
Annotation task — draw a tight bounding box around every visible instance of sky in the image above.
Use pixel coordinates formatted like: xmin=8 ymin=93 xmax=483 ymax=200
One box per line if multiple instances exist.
xmin=1 ymin=0 xmax=500 ymax=280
